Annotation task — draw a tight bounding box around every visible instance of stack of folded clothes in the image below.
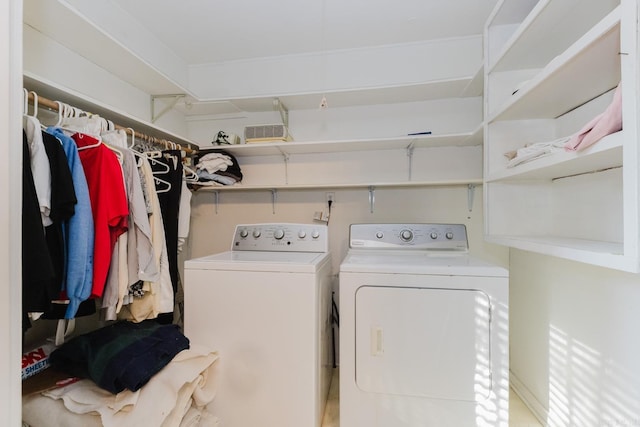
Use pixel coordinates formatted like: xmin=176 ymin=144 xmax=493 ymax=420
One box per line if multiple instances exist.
xmin=194 ymin=148 xmax=243 ymax=186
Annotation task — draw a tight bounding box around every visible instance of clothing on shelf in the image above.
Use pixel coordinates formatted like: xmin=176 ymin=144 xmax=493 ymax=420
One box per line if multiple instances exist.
xmin=504 ymin=136 xmax=570 ymax=168
xmin=193 ymin=148 xmax=243 ymax=186
xmin=565 ymin=83 xmax=622 ymax=152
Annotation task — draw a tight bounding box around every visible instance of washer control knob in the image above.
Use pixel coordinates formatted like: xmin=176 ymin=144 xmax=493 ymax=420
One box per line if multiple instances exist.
xmin=430 ymin=232 xmax=438 ymax=240
xmin=252 ymin=229 xmax=261 ymax=238
xmin=274 ymin=229 xmax=285 ymax=240
xmin=445 ymin=232 xmax=454 ymax=240
xmin=376 ymin=232 xmax=384 ymax=239
xmin=400 ymin=229 xmax=413 ymax=241
xmin=312 ymin=230 xmax=320 ymax=239
xmin=298 ymin=230 xmax=307 ymax=239
xmin=239 ymin=229 xmax=249 ymax=238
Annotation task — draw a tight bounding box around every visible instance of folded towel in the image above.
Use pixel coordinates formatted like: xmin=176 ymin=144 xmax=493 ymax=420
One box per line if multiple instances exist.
xmin=33 ymin=345 xmax=219 ymax=427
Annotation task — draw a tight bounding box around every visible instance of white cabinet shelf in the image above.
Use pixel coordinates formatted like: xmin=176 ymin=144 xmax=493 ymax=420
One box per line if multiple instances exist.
xmin=484 ymin=0 xmax=640 ymax=272
xmin=195 ymin=129 xmax=484 ymax=192
xmin=489 ymin=7 xmax=621 ymax=122
xmin=214 ymin=131 xmax=482 ymax=157
xmin=486 ymin=131 xmax=623 ymax=182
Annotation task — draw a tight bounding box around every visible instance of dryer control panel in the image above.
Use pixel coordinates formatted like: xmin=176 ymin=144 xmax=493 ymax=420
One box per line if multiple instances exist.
xmin=349 ymin=223 xmax=468 ymax=251
xmin=232 ymin=223 xmax=328 ymax=252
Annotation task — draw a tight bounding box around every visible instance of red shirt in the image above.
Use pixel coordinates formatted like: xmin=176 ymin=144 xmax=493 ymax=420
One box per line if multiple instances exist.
xmin=73 ymin=133 xmax=128 ymax=298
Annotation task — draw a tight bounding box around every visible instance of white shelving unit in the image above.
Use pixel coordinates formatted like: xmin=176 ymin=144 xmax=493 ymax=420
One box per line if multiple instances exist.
xmin=483 ymin=0 xmax=640 ymax=272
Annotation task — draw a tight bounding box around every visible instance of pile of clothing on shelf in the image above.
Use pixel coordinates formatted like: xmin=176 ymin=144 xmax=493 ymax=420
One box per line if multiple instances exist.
xmin=192 ymin=148 xmax=243 ymax=186
xmin=504 ymin=82 xmax=622 ymax=168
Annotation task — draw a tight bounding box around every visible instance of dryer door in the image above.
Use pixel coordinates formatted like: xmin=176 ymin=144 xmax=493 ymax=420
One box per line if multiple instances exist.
xmin=355 ymin=286 xmax=492 ymax=402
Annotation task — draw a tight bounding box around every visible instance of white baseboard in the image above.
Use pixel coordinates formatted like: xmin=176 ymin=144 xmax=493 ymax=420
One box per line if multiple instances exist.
xmin=510 ymin=371 xmax=548 ymax=426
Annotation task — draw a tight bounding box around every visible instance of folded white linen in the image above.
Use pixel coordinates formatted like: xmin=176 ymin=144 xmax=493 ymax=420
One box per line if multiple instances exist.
xmin=26 ymin=345 xmax=219 ymax=427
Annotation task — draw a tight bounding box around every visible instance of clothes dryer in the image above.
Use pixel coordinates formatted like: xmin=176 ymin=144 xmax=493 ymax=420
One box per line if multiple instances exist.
xmin=184 ymin=223 xmax=333 ymax=427
xmin=340 ymin=223 xmax=509 ymax=427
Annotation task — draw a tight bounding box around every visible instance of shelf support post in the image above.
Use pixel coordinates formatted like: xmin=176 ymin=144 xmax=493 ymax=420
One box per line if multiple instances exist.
xmin=271 ymin=189 xmax=278 ymax=214
xmin=151 ymin=94 xmax=186 ymax=123
xmin=368 ymin=186 xmax=376 ymax=214
xmin=467 ymin=184 xmax=476 ymax=212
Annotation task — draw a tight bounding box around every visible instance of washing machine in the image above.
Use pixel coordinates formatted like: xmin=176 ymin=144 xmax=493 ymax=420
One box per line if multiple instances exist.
xmin=184 ymin=223 xmax=333 ymax=427
xmin=340 ymin=223 xmax=509 ymax=427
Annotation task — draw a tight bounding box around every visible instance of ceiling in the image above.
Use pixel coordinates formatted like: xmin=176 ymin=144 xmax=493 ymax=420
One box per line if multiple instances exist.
xmin=109 ymin=0 xmax=498 ymax=66
xmin=24 ymin=0 xmax=499 ymax=115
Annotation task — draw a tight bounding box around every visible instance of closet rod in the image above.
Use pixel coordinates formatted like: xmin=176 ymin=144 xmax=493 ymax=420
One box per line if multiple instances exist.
xmin=26 ymin=90 xmax=197 ymax=155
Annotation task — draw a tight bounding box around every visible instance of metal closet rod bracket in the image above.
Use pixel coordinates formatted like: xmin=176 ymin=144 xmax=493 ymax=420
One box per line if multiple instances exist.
xmin=151 ymin=94 xmax=186 ymax=123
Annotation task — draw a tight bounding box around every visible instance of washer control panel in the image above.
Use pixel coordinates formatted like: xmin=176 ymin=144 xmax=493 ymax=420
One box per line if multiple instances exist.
xmin=233 ymin=223 xmax=328 ymax=252
xmin=349 ymin=223 xmax=468 ymax=251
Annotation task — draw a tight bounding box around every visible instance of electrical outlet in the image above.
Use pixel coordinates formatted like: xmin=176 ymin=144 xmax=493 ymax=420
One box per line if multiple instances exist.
xmin=326 ymin=192 xmax=335 ymax=203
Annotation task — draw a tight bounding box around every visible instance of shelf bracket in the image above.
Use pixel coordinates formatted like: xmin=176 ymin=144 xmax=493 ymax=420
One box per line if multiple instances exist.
xmin=278 ymin=148 xmax=291 ymax=185
xmin=368 ymin=186 xmax=376 ymax=214
xmin=213 ymin=191 xmax=219 ymax=214
xmin=467 ymin=184 xmax=476 ymax=212
xmin=151 ymin=94 xmax=186 ymax=123
xmin=271 ymin=189 xmax=278 ymax=214
xmin=273 ymin=98 xmax=289 ymax=128
xmin=406 ymin=143 xmax=415 ymax=181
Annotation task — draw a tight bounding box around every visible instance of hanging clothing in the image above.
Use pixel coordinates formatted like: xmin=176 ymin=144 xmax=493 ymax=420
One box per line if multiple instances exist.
xmin=46 ymin=127 xmax=95 ymax=319
xmin=150 ymin=150 xmax=183 ymax=297
xmin=22 ymin=131 xmax=55 ymax=331
xmin=119 ymin=156 xmax=173 ymax=322
xmin=24 ymin=115 xmax=53 ymax=226
xmin=73 ymin=133 xmax=129 ymax=299
xmin=41 ymin=131 xmax=77 ymax=307
xmin=177 ymin=179 xmax=192 ymax=254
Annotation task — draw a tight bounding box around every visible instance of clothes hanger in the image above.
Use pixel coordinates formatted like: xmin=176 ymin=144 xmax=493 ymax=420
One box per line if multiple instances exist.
xmin=153 ymin=175 xmax=172 ymax=193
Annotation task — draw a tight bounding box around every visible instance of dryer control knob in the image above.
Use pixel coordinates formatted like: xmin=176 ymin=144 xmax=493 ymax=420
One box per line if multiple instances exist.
xmin=445 ymin=232 xmax=454 ymax=240
xmin=252 ymin=230 xmax=261 ymax=238
xmin=274 ymin=229 xmax=285 ymax=240
xmin=430 ymin=232 xmax=438 ymax=239
xmin=400 ymin=230 xmax=413 ymax=241
xmin=376 ymin=232 xmax=384 ymax=239
xmin=240 ymin=229 xmax=249 ymax=238
xmin=312 ymin=230 xmax=320 ymax=239
xmin=298 ymin=230 xmax=307 ymax=239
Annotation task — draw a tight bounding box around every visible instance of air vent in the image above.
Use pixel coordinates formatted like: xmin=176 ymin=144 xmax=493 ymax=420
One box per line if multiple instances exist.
xmin=244 ymin=124 xmax=292 ymax=143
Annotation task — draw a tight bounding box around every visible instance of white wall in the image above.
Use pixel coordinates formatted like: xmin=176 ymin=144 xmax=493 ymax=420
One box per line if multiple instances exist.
xmin=1 ymin=0 xmax=24 ymax=425
xmin=510 ymin=249 xmax=640 ymax=427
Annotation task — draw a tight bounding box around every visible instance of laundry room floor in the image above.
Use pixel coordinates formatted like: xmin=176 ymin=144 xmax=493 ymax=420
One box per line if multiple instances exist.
xmin=321 ymin=368 xmax=543 ymax=427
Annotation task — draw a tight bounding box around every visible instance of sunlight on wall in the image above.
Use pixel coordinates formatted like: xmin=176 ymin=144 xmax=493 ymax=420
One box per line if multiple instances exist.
xmin=548 ymin=325 xmax=640 ymax=427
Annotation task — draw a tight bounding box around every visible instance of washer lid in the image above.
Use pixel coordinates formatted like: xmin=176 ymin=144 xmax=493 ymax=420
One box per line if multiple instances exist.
xmin=185 ymin=250 xmax=330 ymax=273
xmin=340 ymin=251 xmax=508 ymax=277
